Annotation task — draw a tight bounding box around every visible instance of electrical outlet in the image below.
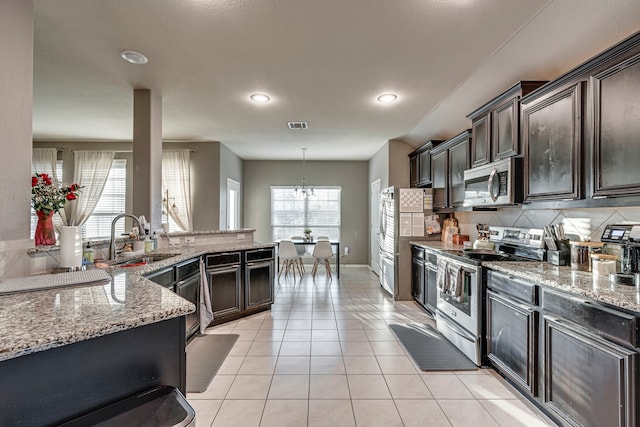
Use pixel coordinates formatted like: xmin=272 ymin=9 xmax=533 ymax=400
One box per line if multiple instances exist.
xmin=237 ymin=234 xmax=246 ymax=240
xmin=185 ymin=236 xmax=195 ymax=244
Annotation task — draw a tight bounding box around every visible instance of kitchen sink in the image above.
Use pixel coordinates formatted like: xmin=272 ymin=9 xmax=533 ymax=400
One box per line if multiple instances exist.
xmin=112 ymin=254 xmax=178 ymax=268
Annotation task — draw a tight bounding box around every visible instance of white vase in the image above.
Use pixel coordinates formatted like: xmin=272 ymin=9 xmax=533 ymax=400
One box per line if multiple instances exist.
xmin=59 ymin=226 xmax=83 ymax=268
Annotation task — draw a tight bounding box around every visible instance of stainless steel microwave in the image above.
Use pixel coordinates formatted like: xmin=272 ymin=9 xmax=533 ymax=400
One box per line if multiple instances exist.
xmin=463 ymin=157 xmax=523 ymax=207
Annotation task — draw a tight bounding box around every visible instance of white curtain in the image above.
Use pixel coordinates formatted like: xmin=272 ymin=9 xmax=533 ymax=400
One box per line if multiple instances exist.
xmin=60 ymin=151 xmax=115 ymax=226
xmin=31 ymin=148 xmax=58 ymax=180
xmin=162 ymin=150 xmax=192 ymax=231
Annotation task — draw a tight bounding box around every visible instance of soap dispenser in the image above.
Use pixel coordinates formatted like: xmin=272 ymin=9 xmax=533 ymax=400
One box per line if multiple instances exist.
xmin=83 ymin=241 xmax=95 ymax=263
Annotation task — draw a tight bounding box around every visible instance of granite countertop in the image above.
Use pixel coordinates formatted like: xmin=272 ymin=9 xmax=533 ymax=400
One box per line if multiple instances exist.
xmin=410 ymin=240 xmax=640 ymax=315
xmin=0 ymin=241 xmax=276 ymax=362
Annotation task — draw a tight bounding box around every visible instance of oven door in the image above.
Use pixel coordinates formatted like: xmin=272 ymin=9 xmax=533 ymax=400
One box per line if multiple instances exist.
xmin=436 ymin=259 xmax=480 ymax=334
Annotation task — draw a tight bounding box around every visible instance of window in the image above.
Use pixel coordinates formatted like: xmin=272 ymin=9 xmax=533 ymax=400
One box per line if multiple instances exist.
xmin=271 ymin=186 xmax=341 ymax=241
xmin=81 ymin=159 xmax=127 ymax=239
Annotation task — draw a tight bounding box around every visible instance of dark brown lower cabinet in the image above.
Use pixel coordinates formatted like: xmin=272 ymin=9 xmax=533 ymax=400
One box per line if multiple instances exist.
xmin=487 ymin=291 xmax=537 ymax=395
xmin=245 ymin=260 xmax=274 ymax=308
xmin=543 ymin=315 xmax=637 ymax=427
xmin=207 ymin=264 xmax=242 ymax=318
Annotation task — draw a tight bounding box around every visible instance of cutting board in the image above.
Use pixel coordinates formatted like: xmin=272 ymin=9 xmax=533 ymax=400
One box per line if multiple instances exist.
xmin=441 ymin=215 xmax=458 ymax=242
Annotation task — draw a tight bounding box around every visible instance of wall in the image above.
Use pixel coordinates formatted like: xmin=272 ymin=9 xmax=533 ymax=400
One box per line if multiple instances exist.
xmin=219 ymin=144 xmax=243 ymax=230
xmin=243 ymin=160 xmax=369 ymax=265
xmin=454 ymin=206 xmax=640 ymax=243
xmin=0 ymin=0 xmax=33 ymax=241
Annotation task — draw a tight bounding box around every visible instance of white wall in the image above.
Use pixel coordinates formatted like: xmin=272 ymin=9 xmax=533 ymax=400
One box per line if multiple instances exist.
xmin=219 ymin=143 xmax=243 ymax=230
xmin=0 ymin=0 xmax=33 ymax=241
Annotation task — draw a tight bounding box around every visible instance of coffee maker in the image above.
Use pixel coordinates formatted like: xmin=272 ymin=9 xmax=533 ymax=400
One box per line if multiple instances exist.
xmin=600 ymin=223 xmax=640 ymax=285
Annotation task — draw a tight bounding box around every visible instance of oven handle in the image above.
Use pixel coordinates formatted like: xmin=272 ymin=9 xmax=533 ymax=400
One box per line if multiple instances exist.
xmin=437 ymin=311 xmax=476 ymax=343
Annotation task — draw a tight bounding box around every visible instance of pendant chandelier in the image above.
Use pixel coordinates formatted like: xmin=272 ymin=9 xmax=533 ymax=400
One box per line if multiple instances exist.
xmin=294 ymin=148 xmax=314 ymax=198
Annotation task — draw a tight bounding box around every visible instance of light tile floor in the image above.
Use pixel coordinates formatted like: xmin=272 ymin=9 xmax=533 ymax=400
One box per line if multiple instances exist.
xmin=188 ymin=266 xmax=557 ymax=427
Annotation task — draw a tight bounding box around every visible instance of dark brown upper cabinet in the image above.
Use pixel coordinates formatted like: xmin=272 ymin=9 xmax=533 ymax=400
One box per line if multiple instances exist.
xmin=408 ymin=140 xmax=443 ymax=188
xmin=471 ymin=115 xmax=490 ymax=167
xmin=592 ymin=51 xmax=640 ymax=198
xmin=522 ymin=82 xmax=584 ymax=202
xmin=467 ymin=81 xmax=547 ymax=166
xmin=430 ymin=130 xmax=471 ymax=211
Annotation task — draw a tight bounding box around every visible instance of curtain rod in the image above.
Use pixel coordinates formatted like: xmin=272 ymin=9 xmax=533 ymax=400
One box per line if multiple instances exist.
xmin=55 ymin=148 xmax=197 ymax=153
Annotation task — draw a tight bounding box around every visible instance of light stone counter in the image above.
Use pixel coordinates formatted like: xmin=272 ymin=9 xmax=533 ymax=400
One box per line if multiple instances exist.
xmin=0 ymin=241 xmax=275 ymax=362
xmin=482 ymin=261 xmax=640 ymax=314
xmin=410 ymin=240 xmax=640 ymax=315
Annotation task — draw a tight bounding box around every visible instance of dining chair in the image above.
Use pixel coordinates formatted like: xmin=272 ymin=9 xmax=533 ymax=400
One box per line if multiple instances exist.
xmin=278 ymin=240 xmax=303 ymax=280
xmin=311 ymin=240 xmax=333 ymax=279
xmin=290 ymin=236 xmax=307 ymax=273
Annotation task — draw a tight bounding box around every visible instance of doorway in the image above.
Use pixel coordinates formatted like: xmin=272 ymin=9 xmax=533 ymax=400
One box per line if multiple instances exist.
xmin=227 ymin=178 xmax=241 ymax=230
xmin=370 ymin=178 xmax=381 ymax=276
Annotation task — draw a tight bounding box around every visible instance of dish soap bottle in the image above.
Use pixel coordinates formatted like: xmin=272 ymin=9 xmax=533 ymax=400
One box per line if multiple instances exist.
xmin=144 ymin=235 xmax=153 ymax=253
xmin=83 ymin=241 xmax=95 ymax=263
xmin=151 ymin=231 xmax=158 ymax=250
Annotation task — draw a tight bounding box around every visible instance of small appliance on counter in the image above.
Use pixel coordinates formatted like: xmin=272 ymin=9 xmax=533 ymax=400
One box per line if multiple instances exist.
xmin=600 ymin=223 xmax=640 ymax=285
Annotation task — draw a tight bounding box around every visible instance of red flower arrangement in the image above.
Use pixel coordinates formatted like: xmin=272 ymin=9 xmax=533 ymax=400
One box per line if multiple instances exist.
xmin=31 ymin=173 xmax=81 ymax=214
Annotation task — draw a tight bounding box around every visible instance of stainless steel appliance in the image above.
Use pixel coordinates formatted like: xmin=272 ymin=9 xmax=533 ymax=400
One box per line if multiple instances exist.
xmin=436 ymin=226 xmax=545 ymax=366
xmin=379 ymin=187 xmax=436 ymax=300
xmin=463 ymin=157 xmax=523 ymax=207
xmin=600 ymin=223 xmax=640 ymax=285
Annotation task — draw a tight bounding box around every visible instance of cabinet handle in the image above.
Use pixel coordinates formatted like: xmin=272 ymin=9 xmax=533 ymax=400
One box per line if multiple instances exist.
xmin=592 ymin=195 xmax=608 ymax=199
xmin=207 ymin=266 xmax=240 ymax=274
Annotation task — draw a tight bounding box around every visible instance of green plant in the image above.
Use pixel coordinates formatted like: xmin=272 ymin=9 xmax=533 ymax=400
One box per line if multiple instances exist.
xmin=303 ymin=228 xmax=312 ymax=234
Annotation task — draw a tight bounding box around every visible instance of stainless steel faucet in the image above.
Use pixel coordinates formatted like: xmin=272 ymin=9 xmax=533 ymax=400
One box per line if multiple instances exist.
xmin=109 ymin=214 xmax=144 ymax=260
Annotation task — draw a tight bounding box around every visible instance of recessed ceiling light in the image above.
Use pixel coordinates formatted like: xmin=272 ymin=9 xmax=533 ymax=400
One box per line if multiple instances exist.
xmin=120 ymin=50 xmax=148 ymax=65
xmin=250 ymin=93 xmax=271 ymax=103
xmin=377 ymin=93 xmax=398 ymax=104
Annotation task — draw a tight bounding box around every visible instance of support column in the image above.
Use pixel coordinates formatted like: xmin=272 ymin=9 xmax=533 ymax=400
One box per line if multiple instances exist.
xmin=0 ymin=0 xmax=33 ymax=241
xmin=133 ymin=89 xmax=162 ymax=231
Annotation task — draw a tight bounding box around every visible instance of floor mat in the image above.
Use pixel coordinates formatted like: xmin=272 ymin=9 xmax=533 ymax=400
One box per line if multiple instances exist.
xmin=389 ymin=323 xmax=477 ymax=371
xmin=186 ymin=334 xmax=239 ymax=393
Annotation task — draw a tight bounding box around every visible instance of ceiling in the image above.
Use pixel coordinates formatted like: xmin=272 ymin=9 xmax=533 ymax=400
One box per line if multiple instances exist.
xmin=32 ymin=0 xmax=640 ymax=160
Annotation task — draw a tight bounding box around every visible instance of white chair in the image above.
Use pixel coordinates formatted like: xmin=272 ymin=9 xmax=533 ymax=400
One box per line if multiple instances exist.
xmin=312 ymin=240 xmax=333 ymax=279
xmin=290 ymin=236 xmax=306 ymax=273
xmin=316 ymin=235 xmax=330 ymax=241
xmin=278 ymin=240 xmax=303 ymax=280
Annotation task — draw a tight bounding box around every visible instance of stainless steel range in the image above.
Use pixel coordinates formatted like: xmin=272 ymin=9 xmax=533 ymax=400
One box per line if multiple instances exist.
xmin=435 ymin=226 xmax=545 ymax=366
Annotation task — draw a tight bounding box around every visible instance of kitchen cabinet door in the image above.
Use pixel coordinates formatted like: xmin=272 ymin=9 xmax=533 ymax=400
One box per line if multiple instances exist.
xmin=487 ymin=291 xmax=537 ymax=395
xmin=411 ymin=256 xmax=425 ymax=305
xmin=418 ymin=149 xmax=432 ymax=186
xmin=523 ymin=82 xmax=583 ymax=202
xmin=207 ymin=265 xmax=242 ymax=318
xmin=543 ymin=315 xmax=637 ymax=427
xmin=448 ymin=136 xmax=470 ymax=208
xmin=431 ymin=149 xmax=448 ymax=210
xmin=409 ymin=154 xmax=419 ymax=187
xmin=492 ymin=97 xmax=519 ymax=160
xmin=593 ymin=52 xmax=640 ymax=197
xmin=471 ymin=114 xmax=490 ymax=167
xmin=245 ymin=260 xmax=274 ymax=308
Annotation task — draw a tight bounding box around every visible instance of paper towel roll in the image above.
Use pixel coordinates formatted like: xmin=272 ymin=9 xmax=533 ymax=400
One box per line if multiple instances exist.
xmin=59 ymin=226 xmax=82 ymax=268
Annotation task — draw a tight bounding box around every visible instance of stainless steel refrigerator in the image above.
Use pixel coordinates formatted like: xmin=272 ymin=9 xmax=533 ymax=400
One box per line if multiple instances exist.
xmin=379 ymin=187 xmax=437 ymax=300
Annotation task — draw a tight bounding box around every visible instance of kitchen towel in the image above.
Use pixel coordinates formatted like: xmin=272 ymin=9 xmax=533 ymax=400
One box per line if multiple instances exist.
xmin=199 ymin=259 xmax=213 ymax=333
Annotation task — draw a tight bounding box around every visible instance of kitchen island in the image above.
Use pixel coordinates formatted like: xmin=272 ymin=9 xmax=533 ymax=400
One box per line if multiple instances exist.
xmin=0 ymin=239 xmax=274 ymax=426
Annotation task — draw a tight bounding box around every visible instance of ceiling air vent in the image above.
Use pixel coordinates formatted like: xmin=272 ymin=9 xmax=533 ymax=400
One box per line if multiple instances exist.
xmin=287 ymin=121 xmax=308 ymax=129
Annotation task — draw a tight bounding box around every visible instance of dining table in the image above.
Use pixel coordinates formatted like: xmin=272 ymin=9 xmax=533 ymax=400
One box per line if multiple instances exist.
xmin=275 ymin=240 xmax=340 ymax=278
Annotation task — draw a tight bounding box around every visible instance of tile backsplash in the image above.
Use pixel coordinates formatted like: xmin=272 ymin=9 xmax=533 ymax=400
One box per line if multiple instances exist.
xmin=455 ymin=206 xmax=640 ymax=242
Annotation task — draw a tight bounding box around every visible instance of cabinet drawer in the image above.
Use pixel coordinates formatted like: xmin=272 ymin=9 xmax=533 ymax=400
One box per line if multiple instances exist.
xmin=206 ymin=252 xmax=242 ymax=268
xmin=144 ymin=267 xmax=175 ymax=288
xmin=175 ymin=258 xmax=200 ymax=281
xmin=542 ymin=289 xmax=639 ymax=348
xmin=411 ymin=246 xmax=425 ymax=260
xmin=487 ymin=270 xmax=538 ymax=305
xmin=245 ymin=248 xmax=274 ymax=263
